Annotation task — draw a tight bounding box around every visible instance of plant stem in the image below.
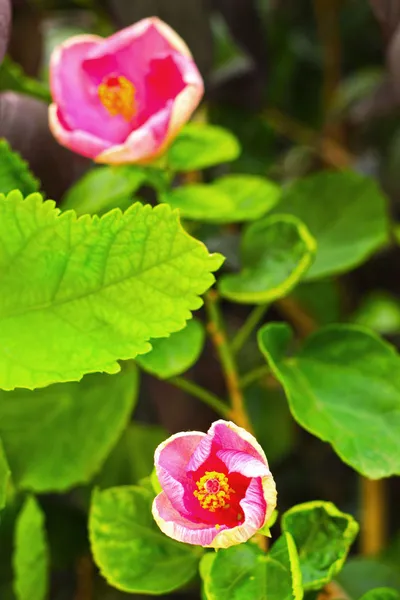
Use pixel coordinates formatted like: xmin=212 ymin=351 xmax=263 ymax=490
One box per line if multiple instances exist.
xmin=240 ymin=365 xmax=271 ymax=390
xmin=360 ymin=478 xmax=387 ymax=555
xmin=169 ymin=376 xmax=230 ymax=418
xmin=231 ymin=304 xmax=269 ymax=355
xmin=263 ymin=108 xmax=354 ymax=168
xmin=205 ymin=291 xmax=253 ymax=433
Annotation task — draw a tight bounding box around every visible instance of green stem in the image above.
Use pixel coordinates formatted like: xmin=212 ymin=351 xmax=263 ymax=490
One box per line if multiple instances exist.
xmin=205 ymin=291 xmax=253 ymax=432
xmin=240 ymin=365 xmax=270 ymax=389
xmin=231 ymin=304 xmax=269 ymax=354
xmin=169 ymin=376 xmax=230 ymax=418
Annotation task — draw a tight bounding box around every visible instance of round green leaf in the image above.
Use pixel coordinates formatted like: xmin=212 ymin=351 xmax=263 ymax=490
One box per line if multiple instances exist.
xmin=167 ymin=123 xmax=241 ymax=171
xmin=360 ymin=589 xmax=400 ymax=600
xmin=62 ymin=165 xmax=147 ymax=216
xmin=89 ymin=486 xmax=200 ymax=595
xmin=282 ymin=501 xmax=359 ymax=591
xmin=219 ymin=214 xmax=316 ymax=304
xmin=202 ymin=533 xmax=303 ymax=600
xmin=258 ymin=323 xmax=400 ymax=478
xmin=161 ymin=175 xmax=280 ymax=223
xmin=275 ymin=171 xmax=389 ymax=279
xmin=13 ymin=497 xmax=48 ymax=600
xmin=136 ymin=318 xmax=205 ymax=378
xmin=0 ymin=366 xmax=138 ymax=491
xmin=0 ymin=192 xmax=223 ymax=391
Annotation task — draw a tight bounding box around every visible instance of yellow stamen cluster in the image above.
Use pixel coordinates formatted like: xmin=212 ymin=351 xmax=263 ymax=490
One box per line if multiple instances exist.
xmin=194 ymin=471 xmax=235 ymax=512
xmin=98 ymin=75 xmax=136 ymax=121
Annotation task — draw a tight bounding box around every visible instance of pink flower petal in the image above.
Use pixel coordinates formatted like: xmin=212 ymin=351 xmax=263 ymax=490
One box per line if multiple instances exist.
xmin=50 ymin=34 xmax=133 ymax=145
xmin=49 ymin=104 xmax=111 ymax=159
xmin=85 ymin=17 xmax=192 ymax=65
xmin=95 ymin=55 xmax=203 ymax=164
xmin=216 ymin=449 xmax=270 ymax=478
xmin=154 ymin=431 xmax=205 ymax=516
xmin=210 ymin=478 xmax=268 ymax=549
xmin=152 ymin=492 xmax=227 ymax=547
xmin=208 ymin=420 xmax=269 ymax=466
xmin=95 ymin=103 xmax=171 ymax=164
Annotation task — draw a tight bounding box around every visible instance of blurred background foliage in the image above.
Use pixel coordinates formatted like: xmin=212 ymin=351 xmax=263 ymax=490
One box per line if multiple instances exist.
xmin=1 ymin=0 xmax=400 ymax=598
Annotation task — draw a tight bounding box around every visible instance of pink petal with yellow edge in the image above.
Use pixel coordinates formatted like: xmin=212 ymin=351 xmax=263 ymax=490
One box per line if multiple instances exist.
xmin=261 ymin=473 xmax=278 ymax=527
xmin=50 ymin=34 xmax=134 ymax=144
xmin=208 ymin=420 xmax=269 ymax=467
xmin=209 ymin=478 xmax=268 ymax=549
xmin=94 ymin=103 xmax=171 ymax=165
xmin=95 ymin=54 xmax=203 ymax=165
xmin=85 ymin=17 xmax=191 ymax=68
xmin=152 ymin=492 xmax=226 ymax=547
xmin=48 ymin=104 xmax=111 ymax=159
xmin=216 ymin=449 xmax=270 ymax=478
xmin=154 ymin=430 xmax=204 ymax=515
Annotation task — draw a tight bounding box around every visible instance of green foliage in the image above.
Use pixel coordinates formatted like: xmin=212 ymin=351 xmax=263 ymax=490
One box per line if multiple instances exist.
xmin=0 ymin=366 xmax=138 ymax=491
xmin=0 ymin=439 xmax=10 ymax=510
xmin=161 ymin=175 xmax=280 ymax=223
xmin=0 ymin=57 xmax=51 ymax=103
xmin=136 ymin=318 xmax=205 ymax=378
xmin=62 ymin=165 xmax=147 ymax=216
xmin=282 ymin=501 xmax=359 ymax=590
xmin=0 ymin=141 xmax=40 ymax=196
xmin=0 ymin=191 xmax=223 ymax=390
xmin=219 ymin=214 xmax=316 ymax=304
xmin=167 ymin=123 xmax=241 ymax=171
xmin=258 ymin=323 xmax=400 ymax=478
xmin=275 ymin=171 xmax=389 ymax=279
xmin=89 ymin=486 xmax=200 ymax=594
xmin=13 ymin=497 xmax=48 ymax=600
xmin=337 ymin=558 xmax=400 ymax=598
xmin=352 ymin=292 xmax=400 ymax=335
xmin=246 ymin=384 xmax=295 ymax=465
xmin=201 ymin=532 xmax=303 ymax=600
xmin=96 ymin=422 xmax=167 ymax=489
xmin=360 ymin=589 xmax=400 ymax=600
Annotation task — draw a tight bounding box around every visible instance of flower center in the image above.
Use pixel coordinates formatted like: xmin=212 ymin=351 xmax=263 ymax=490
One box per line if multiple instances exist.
xmin=98 ymin=74 xmax=137 ymax=121
xmin=193 ymin=471 xmax=235 ymax=512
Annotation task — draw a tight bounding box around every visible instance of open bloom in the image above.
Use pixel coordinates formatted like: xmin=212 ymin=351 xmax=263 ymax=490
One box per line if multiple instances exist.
xmin=49 ymin=17 xmax=204 ymax=164
xmin=152 ymin=420 xmax=277 ymax=548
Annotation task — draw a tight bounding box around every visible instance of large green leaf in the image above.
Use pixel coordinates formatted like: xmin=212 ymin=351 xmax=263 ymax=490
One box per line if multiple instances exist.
xmin=0 ymin=192 xmax=223 ymax=390
xmin=136 ymin=318 xmax=205 ymax=378
xmin=161 ymin=175 xmax=280 ymax=223
xmin=202 ymin=533 xmax=303 ymax=600
xmin=62 ymin=165 xmax=147 ymax=216
xmin=167 ymin=123 xmax=241 ymax=171
xmin=275 ymin=171 xmax=389 ymax=279
xmin=89 ymin=486 xmax=200 ymax=594
xmin=13 ymin=497 xmax=48 ymax=600
xmin=219 ymin=214 xmax=316 ymax=304
xmin=0 ymin=439 xmax=10 ymax=510
xmin=282 ymin=501 xmax=359 ymax=591
xmin=258 ymin=323 xmax=400 ymax=478
xmin=360 ymin=590 xmax=400 ymax=600
xmin=0 ymin=140 xmax=39 ymax=196
xmin=95 ymin=422 xmax=167 ymax=489
xmin=0 ymin=366 xmax=138 ymax=492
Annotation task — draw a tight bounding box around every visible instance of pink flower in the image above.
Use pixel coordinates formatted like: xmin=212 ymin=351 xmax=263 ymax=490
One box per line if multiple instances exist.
xmin=49 ymin=17 xmax=204 ymax=164
xmin=152 ymin=420 xmax=277 ymax=548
